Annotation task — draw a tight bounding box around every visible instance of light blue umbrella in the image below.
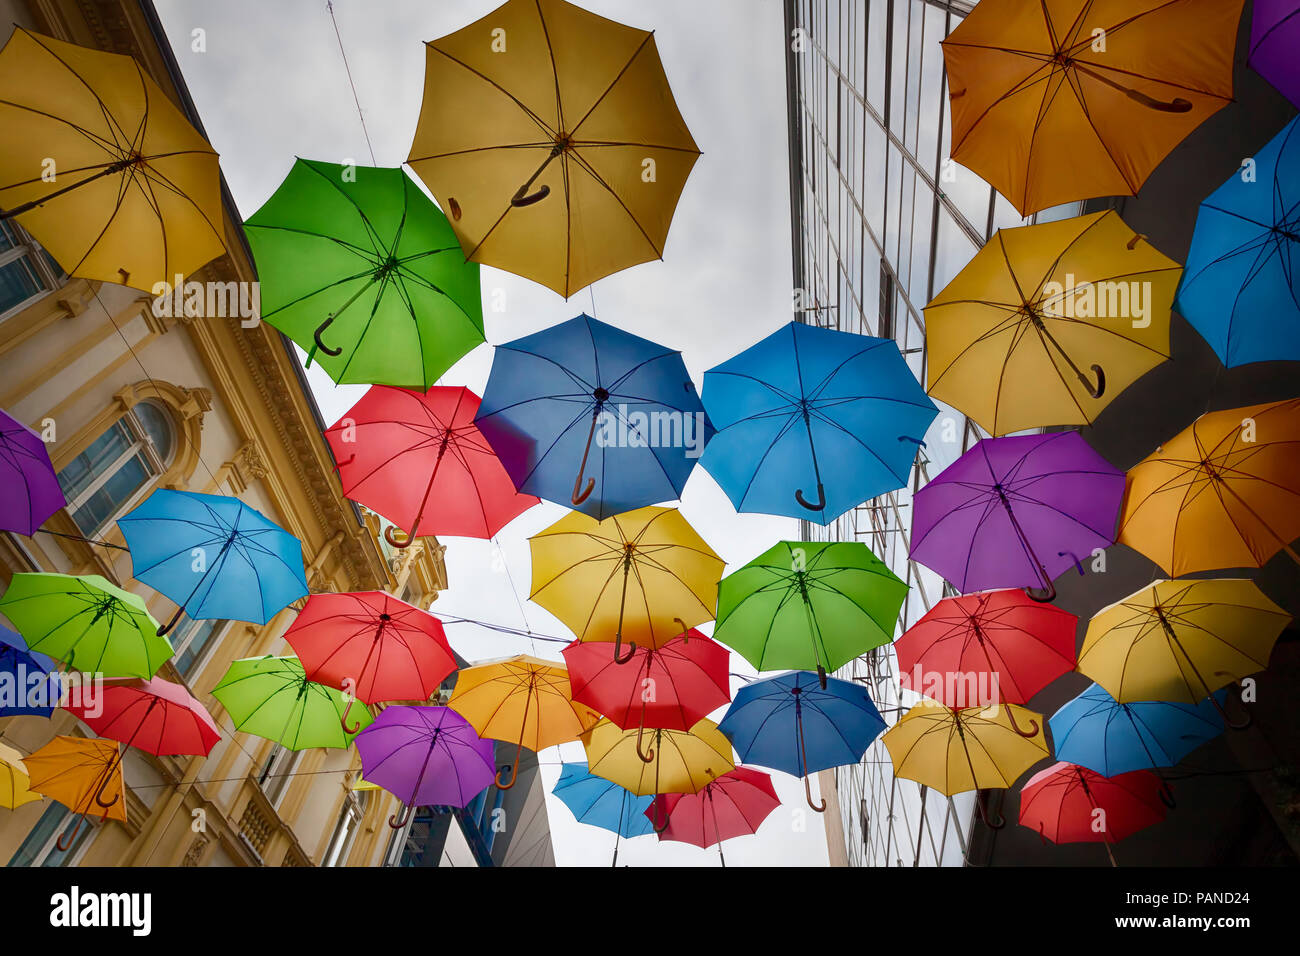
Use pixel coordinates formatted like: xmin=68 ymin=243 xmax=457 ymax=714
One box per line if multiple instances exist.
xmin=1175 ymin=116 xmax=1299 ymax=367
xmin=552 ymin=761 xmax=655 ymax=866
xmin=699 ymin=322 xmax=937 ymax=525
xmin=718 ymin=671 xmax=885 ymax=813
xmin=117 ymin=489 xmax=308 ymax=636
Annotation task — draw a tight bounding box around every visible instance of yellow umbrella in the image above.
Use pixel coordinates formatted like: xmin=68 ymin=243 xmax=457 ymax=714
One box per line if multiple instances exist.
xmin=22 ymin=735 xmax=125 ymax=852
xmin=530 ymin=505 xmax=724 ymax=663
xmin=1079 ymin=579 xmax=1290 ymax=712
xmin=942 ymin=0 xmax=1243 ymax=217
xmin=925 ymin=210 xmax=1180 ymax=436
xmin=583 ymin=717 xmax=734 ymax=830
xmin=406 ymin=0 xmax=699 ymax=298
xmin=448 ymin=654 xmax=600 ymax=790
xmin=1118 ymin=399 xmax=1300 ymax=576
xmin=0 ymin=28 xmax=225 ymax=292
xmin=0 ymin=742 xmax=42 ymax=810
xmin=882 ymin=699 xmax=1048 ymax=824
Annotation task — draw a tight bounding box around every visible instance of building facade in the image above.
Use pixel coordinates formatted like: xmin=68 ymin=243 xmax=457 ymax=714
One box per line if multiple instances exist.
xmin=0 ymin=0 xmax=450 ymax=867
xmin=786 ymin=0 xmax=1300 ymax=866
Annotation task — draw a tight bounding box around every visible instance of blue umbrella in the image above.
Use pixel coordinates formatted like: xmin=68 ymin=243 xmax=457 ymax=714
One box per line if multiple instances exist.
xmin=474 ymin=315 xmax=711 ymax=520
xmin=699 ymin=322 xmax=937 ymax=524
xmin=1175 ymin=116 xmax=1299 ymax=367
xmin=1049 ymin=684 xmax=1226 ymax=798
xmin=718 ymin=671 xmax=885 ymax=812
xmin=117 ymin=489 xmax=308 ymax=636
xmin=0 ymin=624 xmax=57 ymax=717
xmin=552 ymin=761 xmax=655 ymax=865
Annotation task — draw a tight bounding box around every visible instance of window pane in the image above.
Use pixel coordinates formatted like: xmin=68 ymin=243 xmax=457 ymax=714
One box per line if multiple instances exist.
xmin=133 ymin=401 xmax=175 ymax=464
xmin=174 ymin=616 xmax=221 ymax=677
xmin=0 ymin=256 xmax=40 ymax=313
xmin=7 ymin=804 xmax=90 ymax=866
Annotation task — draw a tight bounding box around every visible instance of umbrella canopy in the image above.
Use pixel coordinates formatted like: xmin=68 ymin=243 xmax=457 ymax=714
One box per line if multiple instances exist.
xmin=910 ymin=433 xmax=1125 ymax=600
xmin=406 ymin=0 xmax=699 ymax=298
xmin=699 ymin=322 xmax=938 ymax=524
xmin=449 ymin=655 xmax=600 ymax=789
xmin=562 ymin=629 xmax=730 ymax=735
xmin=584 ymin=718 xmax=735 ymax=817
xmin=646 ymin=766 xmax=780 ymax=863
xmin=212 ymin=655 xmax=373 ymax=751
xmin=718 ymin=671 xmax=885 ymax=812
xmin=552 ymin=761 xmax=656 ymax=841
xmin=895 ymin=589 xmax=1078 ymax=708
xmin=23 ymin=735 xmax=125 ymax=851
xmin=475 ymin=314 xmax=711 ymax=519
xmin=0 ymin=624 xmax=58 ymax=717
xmin=0 ymin=407 xmax=64 ymax=537
xmin=1079 ymin=579 xmax=1291 ymax=707
xmin=530 ymin=506 xmax=724 ymax=661
xmin=0 ymin=742 xmax=42 ymax=810
xmin=1019 ymin=762 xmax=1167 ymax=864
xmin=882 ymin=699 xmax=1050 ymax=799
xmin=925 ymin=211 xmax=1180 ymax=436
xmin=1249 ymin=1 xmax=1300 ymax=108
xmin=941 ymin=1 xmax=1243 ymax=217
xmin=714 ymin=541 xmax=907 ymax=684
xmin=0 ymin=28 xmax=225 ymax=291
xmin=325 ymin=385 xmax=537 ymax=546
xmin=118 ymin=489 xmax=309 ymax=635
xmin=0 ymin=572 xmax=170 ymax=678
xmin=1117 ymin=398 xmax=1300 ymax=576
xmin=284 ymin=591 xmax=457 ymax=729
xmin=1175 ymin=117 xmax=1299 ymax=367
xmin=354 ymin=705 xmax=496 ymax=826
xmin=1049 ymin=684 xmax=1225 ymax=778
xmin=244 ymin=159 xmax=484 ymax=387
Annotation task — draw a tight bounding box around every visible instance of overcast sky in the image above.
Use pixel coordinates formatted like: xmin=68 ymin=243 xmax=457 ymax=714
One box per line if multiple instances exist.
xmin=155 ymin=0 xmax=826 ymax=865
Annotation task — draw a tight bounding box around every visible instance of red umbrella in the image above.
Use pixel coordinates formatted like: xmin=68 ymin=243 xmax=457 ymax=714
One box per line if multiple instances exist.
xmin=645 ymin=766 xmax=780 ymax=865
xmin=562 ymin=628 xmax=730 ymax=760
xmin=324 ymin=385 xmax=538 ymax=548
xmin=62 ymin=675 xmax=221 ymax=808
xmin=285 ymin=591 xmax=457 ymax=732
xmin=895 ymin=589 xmax=1076 ymax=734
xmin=1019 ymin=761 xmax=1167 ymax=866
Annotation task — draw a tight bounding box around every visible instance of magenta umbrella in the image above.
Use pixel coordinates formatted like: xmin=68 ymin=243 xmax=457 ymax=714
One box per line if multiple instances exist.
xmin=0 ymin=407 xmax=64 ymax=537
xmin=1250 ymin=1 xmax=1300 ymax=108
xmin=354 ymin=705 xmax=496 ymax=828
xmin=909 ymin=433 xmax=1124 ymax=601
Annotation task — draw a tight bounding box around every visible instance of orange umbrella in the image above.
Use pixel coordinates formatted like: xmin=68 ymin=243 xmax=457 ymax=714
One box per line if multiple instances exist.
xmin=1118 ymin=399 xmax=1300 ymax=576
xmin=22 ymin=735 xmax=125 ymax=852
xmin=942 ymin=0 xmax=1244 ymax=217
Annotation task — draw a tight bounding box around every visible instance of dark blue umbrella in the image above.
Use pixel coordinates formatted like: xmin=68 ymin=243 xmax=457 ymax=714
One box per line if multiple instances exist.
xmin=0 ymin=624 xmax=57 ymax=717
xmin=717 ymin=670 xmax=885 ymax=813
xmin=1049 ymin=684 xmax=1226 ymax=801
xmin=699 ymin=322 xmax=937 ymax=524
xmin=474 ymin=314 xmax=712 ymax=520
xmin=1175 ymin=116 xmax=1299 ymax=367
xmin=552 ymin=761 xmax=655 ymax=865
xmin=117 ymin=489 xmax=309 ymax=636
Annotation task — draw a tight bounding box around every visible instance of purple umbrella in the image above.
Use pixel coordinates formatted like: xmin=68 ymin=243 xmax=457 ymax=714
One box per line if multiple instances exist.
xmin=355 ymin=705 xmax=496 ymax=828
xmin=910 ymin=432 xmax=1124 ymax=601
xmin=1250 ymin=0 xmax=1300 ymax=108
xmin=0 ymin=408 xmax=64 ymax=537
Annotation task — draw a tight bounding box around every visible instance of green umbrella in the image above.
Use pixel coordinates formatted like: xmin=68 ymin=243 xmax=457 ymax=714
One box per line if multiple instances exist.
xmin=212 ymin=655 xmax=372 ymax=750
xmin=244 ymin=158 xmax=484 ymax=389
xmin=0 ymin=572 xmax=171 ymax=679
xmin=713 ymin=541 xmax=907 ymax=687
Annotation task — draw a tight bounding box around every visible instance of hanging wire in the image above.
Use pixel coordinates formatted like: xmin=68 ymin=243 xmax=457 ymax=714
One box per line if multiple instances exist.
xmin=326 ymin=1 xmax=378 ymax=166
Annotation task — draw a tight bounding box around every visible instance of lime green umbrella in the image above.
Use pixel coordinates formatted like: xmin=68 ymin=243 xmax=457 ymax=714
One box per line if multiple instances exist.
xmin=0 ymin=573 xmax=171 ymax=679
xmin=713 ymin=541 xmax=907 ymax=687
xmin=212 ymin=655 xmax=372 ymax=750
xmin=244 ymin=158 xmax=484 ymax=389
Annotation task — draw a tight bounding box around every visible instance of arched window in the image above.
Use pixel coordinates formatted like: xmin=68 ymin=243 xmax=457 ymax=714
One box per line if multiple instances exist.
xmin=56 ymin=400 xmax=176 ymax=534
xmin=323 ymin=789 xmax=370 ymax=867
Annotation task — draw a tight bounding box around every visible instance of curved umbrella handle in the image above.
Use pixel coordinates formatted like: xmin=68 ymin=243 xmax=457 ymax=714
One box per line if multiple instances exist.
xmin=56 ymin=814 xmax=86 ymax=852
xmin=511 ymin=183 xmax=551 ymax=207
xmin=804 ymin=775 xmax=826 ymax=813
xmin=1213 ymin=675 xmax=1252 ymax=730
xmin=1058 ymin=551 xmax=1086 ymax=576
xmin=313 ymin=316 xmax=344 ymax=358
xmin=388 ymin=802 xmax=412 ymax=830
xmin=635 ymin=724 xmax=655 ymax=764
xmin=976 ymin=794 xmax=1005 ymax=830
xmin=384 ymin=525 xmax=416 ymax=550
xmin=495 ymin=760 xmax=521 ymax=791
xmin=612 ymin=632 xmax=637 ymax=666
xmin=571 ymin=476 xmax=595 ymax=505
xmin=340 ymin=697 xmax=362 ymax=736
xmin=650 ymin=799 xmax=671 ymax=834
xmin=1005 ymin=707 xmax=1040 ymax=739
xmin=795 ymin=483 xmax=825 ymax=512
xmin=156 ymin=604 xmax=186 ymax=637
xmin=673 ymin=617 xmax=690 ymax=644
xmin=1024 ymin=580 xmax=1057 ymax=603
xmin=816 ymin=664 xmax=828 ymax=690
xmin=93 ymin=773 xmax=120 ymax=810
xmin=1083 ymin=364 xmax=1106 ymax=400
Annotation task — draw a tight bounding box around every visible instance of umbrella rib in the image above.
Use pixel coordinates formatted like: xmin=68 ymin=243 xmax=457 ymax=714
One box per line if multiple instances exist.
xmin=422 ymin=45 xmax=557 ymax=140
xmin=567 ymin=33 xmax=654 ymax=138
